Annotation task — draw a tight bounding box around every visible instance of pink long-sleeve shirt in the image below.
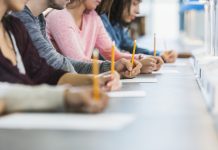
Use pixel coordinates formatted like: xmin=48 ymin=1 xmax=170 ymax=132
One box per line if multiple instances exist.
xmin=46 ymin=9 xmax=138 ymax=62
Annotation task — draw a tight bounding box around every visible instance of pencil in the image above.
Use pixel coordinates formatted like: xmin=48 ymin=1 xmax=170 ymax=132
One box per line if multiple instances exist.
xmin=131 ymin=40 xmax=137 ymax=66
xmin=154 ymin=33 xmax=157 ymax=56
xmin=111 ymin=41 xmax=115 ymax=74
xmin=92 ymin=50 xmax=100 ymax=101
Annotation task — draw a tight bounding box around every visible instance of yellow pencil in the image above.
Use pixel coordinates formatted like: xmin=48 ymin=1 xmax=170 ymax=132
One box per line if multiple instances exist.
xmin=92 ymin=50 xmax=100 ymax=101
xmin=111 ymin=41 xmax=115 ymax=74
xmin=154 ymin=33 xmax=157 ymax=56
xmin=131 ymin=40 xmax=137 ymax=66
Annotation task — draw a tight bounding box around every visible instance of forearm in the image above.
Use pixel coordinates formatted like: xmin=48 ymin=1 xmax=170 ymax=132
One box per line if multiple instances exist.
xmin=58 ymin=73 xmax=93 ymax=86
xmin=71 ymin=60 xmax=111 ymax=74
xmin=136 ymin=47 xmax=161 ymax=56
xmin=0 ymin=83 xmax=66 ymax=113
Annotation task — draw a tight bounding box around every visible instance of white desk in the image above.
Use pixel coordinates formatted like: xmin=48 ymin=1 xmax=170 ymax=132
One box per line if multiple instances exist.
xmin=0 ymin=59 xmax=217 ymax=150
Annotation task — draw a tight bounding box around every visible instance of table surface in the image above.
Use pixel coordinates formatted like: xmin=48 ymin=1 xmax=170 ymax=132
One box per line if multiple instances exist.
xmin=0 ymin=59 xmax=218 ymax=150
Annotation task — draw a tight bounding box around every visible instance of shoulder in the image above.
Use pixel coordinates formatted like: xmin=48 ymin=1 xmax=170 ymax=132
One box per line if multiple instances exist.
xmin=99 ymin=13 xmax=108 ymax=21
xmin=4 ymin=15 xmax=27 ymax=32
xmin=99 ymin=13 xmax=111 ymax=27
xmin=45 ymin=9 xmax=72 ymax=27
xmin=46 ymin=9 xmax=70 ymax=21
xmin=12 ymin=6 xmax=35 ymax=23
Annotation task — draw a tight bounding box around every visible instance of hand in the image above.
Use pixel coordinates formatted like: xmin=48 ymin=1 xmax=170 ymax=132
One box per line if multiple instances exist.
xmin=64 ymin=87 xmax=109 ymax=113
xmin=115 ymin=58 xmax=142 ymax=79
xmin=139 ymin=57 xmax=157 ymax=74
xmin=97 ymin=71 xmax=122 ymax=91
xmin=153 ymin=56 xmax=164 ymax=71
xmin=58 ymin=73 xmax=121 ymax=91
xmin=58 ymin=74 xmax=94 ymax=86
xmin=161 ymin=50 xmax=178 ymax=63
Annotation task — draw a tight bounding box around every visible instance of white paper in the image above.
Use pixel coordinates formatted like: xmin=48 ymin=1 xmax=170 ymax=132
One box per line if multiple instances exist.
xmin=164 ymin=62 xmax=188 ymax=67
xmin=108 ymin=91 xmax=146 ymax=98
xmin=0 ymin=113 xmax=135 ymax=131
xmin=121 ymin=77 xmax=158 ymax=83
xmin=153 ymin=69 xmax=180 ymax=74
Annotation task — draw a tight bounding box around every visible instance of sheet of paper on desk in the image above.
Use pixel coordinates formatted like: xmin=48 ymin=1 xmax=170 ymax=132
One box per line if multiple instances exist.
xmin=164 ymin=62 xmax=188 ymax=67
xmin=153 ymin=69 xmax=180 ymax=74
xmin=108 ymin=91 xmax=146 ymax=98
xmin=121 ymin=77 xmax=158 ymax=83
xmin=0 ymin=113 xmax=135 ymax=131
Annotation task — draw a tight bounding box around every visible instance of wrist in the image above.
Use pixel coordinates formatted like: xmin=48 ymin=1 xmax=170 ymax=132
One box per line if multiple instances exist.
xmin=0 ymin=100 xmax=5 ymax=115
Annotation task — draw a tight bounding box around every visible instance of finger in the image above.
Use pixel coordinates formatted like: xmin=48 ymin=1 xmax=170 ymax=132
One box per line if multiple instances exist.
xmin=150 ymin=62 xmax=156 ymax=67
xmin=133 ymin=60 xmax=142 ymax=69
xmin=88 ymin=92 xmax=109 ymax=113
xmin=157 ymin=57 xmax=164 ymax=64
xmin=107 ymin=78 xmax=120 ymax=89
xmin=102 ymin=74 xmax=113 ymax=83
xmin=148 ymin=57 xmax=157 ymax=63
xmin=121 ymin=58 xmax=133 ymax=71
xmin=123 ymin=71 xmax=134 ymax=79
xmin=133 ymin=68 xmax=141 ymax=76
xmin=132 ymin=66 xmax=141 ymax=75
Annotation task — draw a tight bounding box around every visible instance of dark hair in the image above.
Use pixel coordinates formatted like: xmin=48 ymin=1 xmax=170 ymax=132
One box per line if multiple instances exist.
xmin=96 ymin=0 xmax=114 ymax=15
xmin=2 ymin=16 xmax=10 ymax=32
xmin=97 ymin=0 xmax=141 ymax=26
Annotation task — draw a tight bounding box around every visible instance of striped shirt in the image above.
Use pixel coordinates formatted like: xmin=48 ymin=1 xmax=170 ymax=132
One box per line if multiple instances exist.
xmin=13 ymin=6 xmax=111 ymax=74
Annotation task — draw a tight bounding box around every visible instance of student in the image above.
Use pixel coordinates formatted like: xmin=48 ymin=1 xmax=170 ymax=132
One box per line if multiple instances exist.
xmin=96 ymin=0 xmax=178 ymax=63
xmin=13 ymin=0 xmax=142 ymax=79
xmin=0 ymin=82 xmax=108 ymax=114
xmin=45 ymin=0 xmax=164 ymax=74
xmin=0 ymin=0 xmax=109 ymax=113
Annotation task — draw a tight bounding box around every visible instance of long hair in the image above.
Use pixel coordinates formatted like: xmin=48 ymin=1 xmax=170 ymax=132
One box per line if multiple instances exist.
xmin=97 ymin=0 xmax=141 ymax=26
xmin=96 ymin=0 xmax=114 ymax=16
xmin=2 ymin=15 xmax=10 ymax=32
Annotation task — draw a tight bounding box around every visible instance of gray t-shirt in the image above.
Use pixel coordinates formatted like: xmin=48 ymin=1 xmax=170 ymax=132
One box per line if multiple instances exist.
xmin=12 ymin=6 xmax=111 ymax=74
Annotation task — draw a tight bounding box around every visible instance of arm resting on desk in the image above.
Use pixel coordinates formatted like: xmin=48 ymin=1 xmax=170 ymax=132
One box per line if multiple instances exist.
xmin=0 ymin=83 xmax=66 ymax=113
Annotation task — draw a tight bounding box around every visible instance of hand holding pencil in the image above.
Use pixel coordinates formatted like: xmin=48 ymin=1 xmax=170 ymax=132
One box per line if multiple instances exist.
xmin=64 ymin=87 xmax=109 ymax=113
xmin=114 ymin=58 xmax=142 ymax=79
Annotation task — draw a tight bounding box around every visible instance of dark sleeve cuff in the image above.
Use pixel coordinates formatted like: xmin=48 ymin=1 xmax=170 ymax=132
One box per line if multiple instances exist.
xmin=100 ymin=61 xmax=111 ymax=73
xmin=47 ymin=70 xmax=67 ymax=85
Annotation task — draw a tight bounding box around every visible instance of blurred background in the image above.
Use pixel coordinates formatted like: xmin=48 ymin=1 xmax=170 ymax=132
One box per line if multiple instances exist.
xmin=132 ymin=0 xmax=205 ymax=52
